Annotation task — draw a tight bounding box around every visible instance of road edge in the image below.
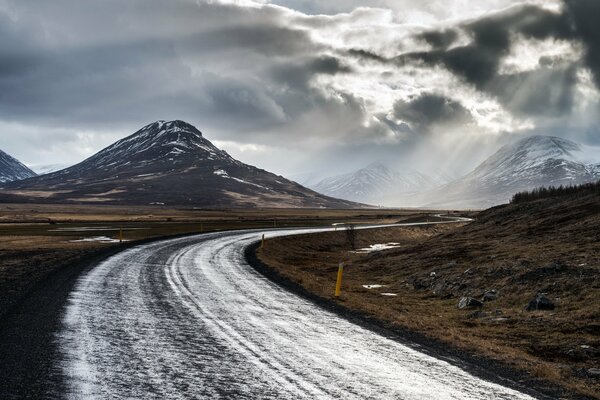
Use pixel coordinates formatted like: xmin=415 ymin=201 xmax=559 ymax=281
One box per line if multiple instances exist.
xmin=0 ymin=230 xmax=210 ymax=398
xmin=244 ymin=240 xmax=591 ymax=400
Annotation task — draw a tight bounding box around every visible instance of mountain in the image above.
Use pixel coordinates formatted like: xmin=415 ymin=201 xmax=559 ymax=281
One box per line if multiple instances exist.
xmin=423 ymin=135 xmax=600 ymax=208
xmin=310 ymin=162 xmax=445 ymax=206
xmin=31 ymin=164 xmax=71 ymax=175
xmin=0 ymin=149 xmax=36 ymax=183
xmin=0 ymin=120 xmax=361 ymax=208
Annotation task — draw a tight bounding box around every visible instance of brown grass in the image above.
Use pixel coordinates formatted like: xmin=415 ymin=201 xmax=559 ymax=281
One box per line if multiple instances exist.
xmin=258 ymin=197 xmax=600 ymax=399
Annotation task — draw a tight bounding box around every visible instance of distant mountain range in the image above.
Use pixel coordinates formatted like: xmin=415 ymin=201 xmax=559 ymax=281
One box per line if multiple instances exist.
xmin=309 ymin=162 xmax=448 ymax=205
xmin=0 ymin=120 xmax=361 ymax=208
xmin=307 ymin=136 xmax=600 ymax=209
xmin=30 ymin=164 xmax=71 ymax=175
xmin=1 ymin=127 xmax=598 ymax=209
xmin=420 ymin=135 xmax=600 ymax=208
xmin=0 ymin=149 xmax=36 ymax=183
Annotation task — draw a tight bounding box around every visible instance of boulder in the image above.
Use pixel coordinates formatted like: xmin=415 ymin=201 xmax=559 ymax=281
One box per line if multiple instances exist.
xmin=525 ymin=294 xmax=555 ymax=311
xmin=458 ymin=297 xmax=483 ymax=309
xmin=587 ymin=368 xmax=600 ymax=378
xmin=481 ymin=290 xmax=499 ymax=302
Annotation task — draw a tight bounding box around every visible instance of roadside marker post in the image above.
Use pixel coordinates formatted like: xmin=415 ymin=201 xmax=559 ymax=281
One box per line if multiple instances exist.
xmin=335 ymin=262 xmax=344 ymax=297
xmin=261 ymin=234 xmax=265 ymax=249
xmin=119 ymin=227 xmax=123 ymax=243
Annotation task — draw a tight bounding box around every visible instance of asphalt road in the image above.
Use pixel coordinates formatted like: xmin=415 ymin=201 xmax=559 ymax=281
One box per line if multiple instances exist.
xmin=54 ymin=225 xmax=540 ymax=399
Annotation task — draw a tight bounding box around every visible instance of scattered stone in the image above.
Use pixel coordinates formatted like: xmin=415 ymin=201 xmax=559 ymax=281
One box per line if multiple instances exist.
xmin=468 ymin=310 xmax=486 ymax=319
xmin=481 ymin=290 xmax=499 ymax=302
xmin=525 ymin=294 xmax=555 ymax=311
xmin=429 ymin=271 xmax=436 ymax=277
xmin=587 ymin=368 xmax=600 ymax=378
xmin=457 ymin=297 xmax=483 ymax=309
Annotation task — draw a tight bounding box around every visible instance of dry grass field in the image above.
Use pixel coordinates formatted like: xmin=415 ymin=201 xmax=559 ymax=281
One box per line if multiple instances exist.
xmin=258 ymin=197 xmax=600 ymax=399
xmin=0 ymin=203 xmax=434 ymax=320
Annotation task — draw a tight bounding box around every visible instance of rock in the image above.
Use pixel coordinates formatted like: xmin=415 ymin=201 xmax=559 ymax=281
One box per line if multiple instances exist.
xmin=525 ymin=294 xmax=555 ymax=311
xmin=468 ymin=310 xmax=486 ymax=319
xmin=481 ymin=290 xmax=499 ymax=302
xmin=458 ymin=297 xmax=483 ymax=309
xmin=587 ymin=368 xmax=600 ymax=378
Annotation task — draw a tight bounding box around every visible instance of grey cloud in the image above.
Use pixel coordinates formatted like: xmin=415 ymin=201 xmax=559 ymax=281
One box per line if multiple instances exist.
xmin=564 ymin=0 xmax=600 ymax=87
xmin=489 ymin=64 xmax=578 ymax=117
xmin=396 ymin=5 xmax=575 ymax=89
xmin=270 ymin=56 xmax=352 ymax=89
xmin=393 ymin=94 xmax=473 ymax=135
xmin=346 ymin=48 xmax=389 ymax=63
xmin=417 ymin=29 xmax=459 ymax=49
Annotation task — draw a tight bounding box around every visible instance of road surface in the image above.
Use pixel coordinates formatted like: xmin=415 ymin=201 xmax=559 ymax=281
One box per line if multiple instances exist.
xmin=58 ymin=224 xmax=539 ymax=399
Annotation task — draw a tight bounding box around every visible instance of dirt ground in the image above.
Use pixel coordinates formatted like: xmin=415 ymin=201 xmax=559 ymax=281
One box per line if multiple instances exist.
xmin=258 ymin=198 xmax=600 ymax=399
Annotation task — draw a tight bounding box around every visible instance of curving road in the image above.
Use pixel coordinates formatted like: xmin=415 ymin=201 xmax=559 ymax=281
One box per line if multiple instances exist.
xmin=58 ymin=223 xmax=538 ymax=399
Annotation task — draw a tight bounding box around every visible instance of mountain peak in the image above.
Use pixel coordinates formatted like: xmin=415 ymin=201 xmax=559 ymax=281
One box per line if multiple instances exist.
xmin=143 ymin=120 xmax=203 ymax=138
xmin=512 ymin=135 xmax=581 ymax=158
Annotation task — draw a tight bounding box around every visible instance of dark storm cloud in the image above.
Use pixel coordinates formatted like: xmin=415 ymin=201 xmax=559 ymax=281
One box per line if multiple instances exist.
xmin=0 ymin=1 xmax=328 ymax=134
xmin=563 ymin=0 xmax=600 ymax=87
xmin=393 ymin=94 xmax=473 ymax=135
xmin=417 ymin=29 xmax=459 ymax=49
xmin=270 ymin=56 xmax=352 ymax=89
xmin=373 ymin=2 xmax=599 ymax=120
xmin=346 ymin=49 xmax=389 ymax=63
xmin=396 ymin=4 xmax=575 ymax=89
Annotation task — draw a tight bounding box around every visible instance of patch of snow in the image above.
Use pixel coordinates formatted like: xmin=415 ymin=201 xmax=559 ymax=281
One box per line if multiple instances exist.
xmin=362 ymin=284 xmax=386 ymax=290
xmin=380 ymin=293 xmax=398 ymax=297
xmin=70 ymin=236 xmax=124 ymax=243
xmin=352 ymin=243 xmax=401 ymax=253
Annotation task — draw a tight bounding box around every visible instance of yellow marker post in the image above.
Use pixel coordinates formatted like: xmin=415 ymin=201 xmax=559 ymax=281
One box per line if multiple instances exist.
xmin=261 ymin=234 xmax=265 ymax=249
xmin=335 ymin=262 xmax=344 ymax=297
xmin=119 ymin=226 xmax=123 ymax=243
xmin=200 ymin=223 xmax=204 ymax=233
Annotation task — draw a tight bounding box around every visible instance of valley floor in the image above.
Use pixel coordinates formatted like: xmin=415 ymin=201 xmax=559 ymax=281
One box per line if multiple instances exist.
xmin=0 ymin=203 xmax=429 ymax=320
xmin=256 ymin=205 xmax=600 ymax=399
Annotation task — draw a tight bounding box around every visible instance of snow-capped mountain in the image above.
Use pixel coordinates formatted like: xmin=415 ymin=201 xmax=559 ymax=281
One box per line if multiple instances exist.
xmin=0 ymin=120 xmax=360 ymax=208
xmin=30 ymin=164 xmax=71 ymax=175
xmin=423 ymin=135 xmax=600 ymax=208
xmin=0 ymin=149 xmax=36 ymax=183
xmin=310 ymin=162 xmax=445 ymax=205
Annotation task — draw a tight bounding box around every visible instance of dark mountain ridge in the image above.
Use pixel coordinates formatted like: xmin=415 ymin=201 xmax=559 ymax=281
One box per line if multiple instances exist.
xmin=0 ymin=149 xmax=36 ymax=183
xmin=0 ymin=120 xmax=362 ymax=208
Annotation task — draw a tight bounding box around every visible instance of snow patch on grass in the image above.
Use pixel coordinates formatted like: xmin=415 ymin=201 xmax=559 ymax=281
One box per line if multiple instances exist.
xmin=70 ymin=236 xmax=124 ymax=243
xmin=362 ymin=284 xmax=386 ymax=290
xmin=352 ymin=243 xmax=401 ymax=253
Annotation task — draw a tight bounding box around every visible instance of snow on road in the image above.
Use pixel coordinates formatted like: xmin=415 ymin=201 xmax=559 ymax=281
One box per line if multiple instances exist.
xmin=59 ymin=227 xmax=537 ymax=399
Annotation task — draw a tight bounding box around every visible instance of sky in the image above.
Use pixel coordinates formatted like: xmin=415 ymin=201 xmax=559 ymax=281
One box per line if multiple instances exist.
xmin=0 ymin=0 xmax=599 ymax=180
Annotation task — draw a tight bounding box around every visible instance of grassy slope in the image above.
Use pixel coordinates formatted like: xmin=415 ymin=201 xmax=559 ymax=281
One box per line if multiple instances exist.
xmin=258 ymin=196 xmax=600 ymax=399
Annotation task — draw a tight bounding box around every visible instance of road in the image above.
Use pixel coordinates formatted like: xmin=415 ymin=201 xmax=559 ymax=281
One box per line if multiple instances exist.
xmin=58 ymin=223 xmax=539 ymax=399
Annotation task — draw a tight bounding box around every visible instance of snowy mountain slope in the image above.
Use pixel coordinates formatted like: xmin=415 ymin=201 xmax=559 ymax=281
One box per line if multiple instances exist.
xmin=0 ymin=120 xmax=361 ymax=208
xmin=310 ymin=162 xmax=445 ymax=205
xmin=422 ymin=135 xmax=600 ymax=208
xmin=30 ymin=164 xmax=72 ymax=175
xmin=0 ymin=149 xmax=36 ymax=183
